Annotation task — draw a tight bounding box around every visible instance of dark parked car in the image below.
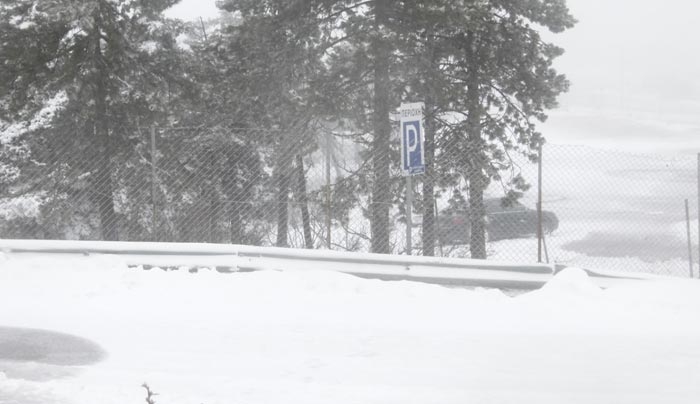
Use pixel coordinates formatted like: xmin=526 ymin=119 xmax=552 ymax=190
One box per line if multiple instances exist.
xmin=436 ymin=198 xmax=558 ymax=244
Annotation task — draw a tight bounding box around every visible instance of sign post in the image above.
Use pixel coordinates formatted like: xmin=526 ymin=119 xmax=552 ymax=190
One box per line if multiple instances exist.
xmin=400 ymin=102 xmax=425 ymax=256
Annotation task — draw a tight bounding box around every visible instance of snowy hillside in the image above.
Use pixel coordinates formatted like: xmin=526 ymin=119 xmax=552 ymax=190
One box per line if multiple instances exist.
xmin=1 ymin=253 xmax=699 ymax=404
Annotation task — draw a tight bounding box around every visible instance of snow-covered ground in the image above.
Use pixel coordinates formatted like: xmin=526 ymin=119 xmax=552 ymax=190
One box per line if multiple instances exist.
xmin=1 ymin=253 xmax=700 ymax=404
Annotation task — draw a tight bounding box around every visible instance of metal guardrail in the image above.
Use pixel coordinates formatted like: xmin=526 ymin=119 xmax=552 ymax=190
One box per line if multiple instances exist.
xmin=0 ymin=239 xmax=654 ymax=291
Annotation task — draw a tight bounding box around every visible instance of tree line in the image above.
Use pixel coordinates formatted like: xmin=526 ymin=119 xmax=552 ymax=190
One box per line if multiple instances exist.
xmin=0 ymin=0 xmax=575 ymax=258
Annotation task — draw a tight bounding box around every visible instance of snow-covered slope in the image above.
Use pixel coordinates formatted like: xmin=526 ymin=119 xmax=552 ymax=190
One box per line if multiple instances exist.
xmin=1 ymin=254 xmax=699 ymax=404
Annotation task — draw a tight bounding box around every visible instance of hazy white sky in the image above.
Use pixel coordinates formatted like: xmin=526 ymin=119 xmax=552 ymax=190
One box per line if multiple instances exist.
xmin=166 ymin=0 xmax=700 ymax=155
xmin=542 ymin=0 xmax=700 ymax=154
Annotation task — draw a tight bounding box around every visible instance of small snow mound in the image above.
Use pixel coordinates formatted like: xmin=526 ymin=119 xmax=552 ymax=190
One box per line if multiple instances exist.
xmin=539 ymin=267 xmax=602 ymax=298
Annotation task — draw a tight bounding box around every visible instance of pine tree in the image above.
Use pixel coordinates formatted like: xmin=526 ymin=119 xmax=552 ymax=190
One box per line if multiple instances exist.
xmin=215 ymin=0 xmax=332 ymax=248
xmin=435 ymin=0 xmax=575 ymax=258
xmin=310 ymin=0 xmax=406 ymax=254
xmin=0 ymin=0 xmax=185 ymax=240
xmin=377 ymin=0 xmax=574 ymax=258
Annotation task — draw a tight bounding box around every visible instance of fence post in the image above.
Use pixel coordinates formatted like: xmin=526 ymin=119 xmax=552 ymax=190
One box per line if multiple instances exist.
xmin=537 ymin=142 xmax=543 ymax=263
xmin=325 ymin=131 xmax=332 ymax=249
xmin=150 ymin=126 xmax=158 ymax=242
xmin=435 ymin=199 xmax=443 ymax=257
xmin=685 ymin=199 xmax=694 ymax=278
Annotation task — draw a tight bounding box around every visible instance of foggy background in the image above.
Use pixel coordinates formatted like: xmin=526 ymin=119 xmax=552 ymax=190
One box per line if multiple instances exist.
xmin=167 ymin=0 xmax=700 ymax=155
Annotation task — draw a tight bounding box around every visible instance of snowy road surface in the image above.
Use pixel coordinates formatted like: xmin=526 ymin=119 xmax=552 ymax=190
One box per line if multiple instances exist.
xmin=1 ymin=253 xmax=699 ymax=404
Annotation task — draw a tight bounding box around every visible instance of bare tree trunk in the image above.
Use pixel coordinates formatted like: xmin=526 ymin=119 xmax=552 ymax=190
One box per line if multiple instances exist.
xmin=227 ymin=167 xmax=244 ymax=244
xmin=295 ymin=155 xmax=313 ymax=249
xmin=422 ymin=38 xmax=438 ymax=257
xmin=467 ymin=156 xmax=487 ymax=259
xmin=275 ymin=151 xmax=290 ymax=247
xmin=370 ymin=0 xmax=392 ymax=254
xmin=422 ymin=98 xmax=436 ymax=256
xmin=208 ymin=190 xmax=221 ymax=243
xmin=92 ymin=11 xmax=118 ymax=241
xmin=229 ymin=203 xmax=242 ymax=244
xmin=466 ymin=34 xmax=486 ymax=259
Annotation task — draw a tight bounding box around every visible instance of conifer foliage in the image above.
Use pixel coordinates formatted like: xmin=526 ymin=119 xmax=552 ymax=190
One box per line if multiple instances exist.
xmin=0 ymin=0 xmax=575 ymax=258
xmin=0 ymin=0 xmax=183 ymax=239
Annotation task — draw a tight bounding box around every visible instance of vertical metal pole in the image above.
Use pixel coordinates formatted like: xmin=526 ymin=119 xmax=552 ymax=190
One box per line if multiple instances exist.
xmin=325 ymin=132 xmax=332 ymax=249
xmin=150 ymin=126 xmax=158 ymax=241
xmin=537 ymin=143 xmax=543 ymax=263
xmin=435 ymin=199 xmax=443 ymax=257
xmin=406 ymin=175 xmax=413 ymax=255
xmin=685 ymin=199 xmax=694 ymax=278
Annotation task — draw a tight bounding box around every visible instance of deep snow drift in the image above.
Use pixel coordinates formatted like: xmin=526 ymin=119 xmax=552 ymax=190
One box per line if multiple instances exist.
xmin=1 ymin=253 xmax=699 ymax=404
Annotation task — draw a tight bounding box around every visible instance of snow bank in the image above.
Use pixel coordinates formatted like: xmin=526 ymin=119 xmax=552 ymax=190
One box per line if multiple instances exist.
xmin=1 ymin=255 xmax=699 ymax=404
xmin=539 ymin=267 xmax=603 ymax=298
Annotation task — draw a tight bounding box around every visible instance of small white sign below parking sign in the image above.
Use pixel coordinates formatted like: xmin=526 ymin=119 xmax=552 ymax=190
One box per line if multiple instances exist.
xmin=400 ymin=102 xmax=425 ymax=176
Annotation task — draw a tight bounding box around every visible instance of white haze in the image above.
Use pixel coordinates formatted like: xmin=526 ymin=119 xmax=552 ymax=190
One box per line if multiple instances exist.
xmin=165 ymin=0 xmax=700 ymax=154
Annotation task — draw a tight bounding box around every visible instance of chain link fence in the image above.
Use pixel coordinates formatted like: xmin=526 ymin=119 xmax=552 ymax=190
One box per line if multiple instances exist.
xmin=1 ymin=123 xmax=697 ymax=277
xmin=484 ymin=145 xmax=698 ymax=277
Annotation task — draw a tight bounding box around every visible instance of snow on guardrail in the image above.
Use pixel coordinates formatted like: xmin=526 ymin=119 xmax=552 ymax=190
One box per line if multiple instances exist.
xmin=0 ymin=239 xmax=654 ymax=290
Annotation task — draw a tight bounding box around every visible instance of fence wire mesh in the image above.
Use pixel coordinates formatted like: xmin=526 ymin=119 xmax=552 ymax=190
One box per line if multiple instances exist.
xmin=0 ymin=123 xmax=697 ymax=277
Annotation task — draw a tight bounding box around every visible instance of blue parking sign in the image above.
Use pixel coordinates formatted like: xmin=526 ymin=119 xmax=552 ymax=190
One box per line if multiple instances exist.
xmin=400 ymin=103 xmax=425 ymax=175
